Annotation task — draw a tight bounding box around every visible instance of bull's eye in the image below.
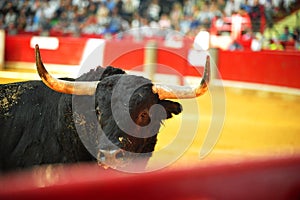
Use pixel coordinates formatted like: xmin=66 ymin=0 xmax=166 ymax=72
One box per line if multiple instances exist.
xmin=137 ymin=110 xmax=150 ymax=126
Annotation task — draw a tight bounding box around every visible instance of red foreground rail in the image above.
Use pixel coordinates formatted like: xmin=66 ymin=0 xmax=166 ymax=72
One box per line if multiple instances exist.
xmin=0 ymin=156 xmax=300 ymax=199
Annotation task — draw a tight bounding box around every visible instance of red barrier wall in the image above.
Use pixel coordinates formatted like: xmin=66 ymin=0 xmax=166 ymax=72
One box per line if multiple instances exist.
xmin=4 ymin=35 xmax=300 ymax=89
xmin=5 ymin=36 xmax=196 ymax=78
xmin=218 ymin=49 xmax=300 ymax=88
xmin=103 ymin=40 xmax=144 ymax=70
xmin=5 ymin=35 xmax=87 ymax=65
xmin=103 ymin=39 xmax=191 ymax=77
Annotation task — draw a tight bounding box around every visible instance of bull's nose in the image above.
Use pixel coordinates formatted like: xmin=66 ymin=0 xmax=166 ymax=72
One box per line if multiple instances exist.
xmin=97 ymin=149 xmax=127 ymax=168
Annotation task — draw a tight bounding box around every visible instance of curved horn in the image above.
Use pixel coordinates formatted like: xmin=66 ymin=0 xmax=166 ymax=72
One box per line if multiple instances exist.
xmin=152 ymin=55 xmax=210 ymax=99
xmin=35 ymin=44 xmax=99 ymax=95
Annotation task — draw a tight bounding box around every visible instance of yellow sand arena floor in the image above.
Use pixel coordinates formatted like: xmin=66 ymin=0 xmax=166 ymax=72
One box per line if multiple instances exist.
xmin=149 ymin=86 xmax=300 ymax=170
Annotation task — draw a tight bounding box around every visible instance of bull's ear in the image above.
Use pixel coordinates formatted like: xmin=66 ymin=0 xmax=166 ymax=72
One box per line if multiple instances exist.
xmin=159 ymin=100 xmax=182 ymax=119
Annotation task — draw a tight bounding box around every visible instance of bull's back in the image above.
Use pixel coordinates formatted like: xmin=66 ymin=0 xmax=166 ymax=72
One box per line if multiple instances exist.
xmin=0 ymin=81 xmax=66 ymax=171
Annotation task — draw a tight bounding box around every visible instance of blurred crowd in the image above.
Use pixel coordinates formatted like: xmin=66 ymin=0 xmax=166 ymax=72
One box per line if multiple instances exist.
xmin=0 ymin=0 xmax=299 ymax=49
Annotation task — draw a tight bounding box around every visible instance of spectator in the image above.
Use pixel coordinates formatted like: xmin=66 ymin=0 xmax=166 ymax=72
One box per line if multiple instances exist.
xmin=4 ymin=9 xmax=17 ymax=27
xmin=264 ymin=0 xmax=274 ymax=29
xmin=217 ymin=0 xmax=226 ymax=14
xmin=207 ymin=1 xmax=223 ymax=28
xmin=250 ymin=35 xmax=262 ymax=51
xmin=115 ymin=0 xmax=124 ymax=16
xmin=106 ymin=0 xmax=116 ymax=13
xmin=108 ymin=7 xmax=123 ymax=34
xmin=210 ymin=1 xmax=223 ymax=22
xmin=42 ymin=1 xmax=57 ymax=20
xmin=72 ymin=0 xmax=88 ymax=9
xmin=20 ymin=0 xmax=34 ymax=18
xmin=196 ymin=1 xmax=212 ymax=29
xmin=74 ymin=6 xmax=88 ymax=23
xmin=86 ymin=2 xmax=97 ymax=17
xmin=53 ymin=1 xmax=66 ymax=20
xmin=170 ymin=2 xmax=183 ymax=28
xmin=160 ymin=0 xmax=178 ymax=15
xmin=65 ymin=4 xmax=76 ymax=21
xmin=279 ymin=25 xmax=293 ymax=42
xmin=140 ymin=17 xmax=154 ymax=37
xmin=0 ymin=0 xmax=296 ymax=43
xmin=81 ymin=14 xmax=99 ymax=34
xmin=40 ymin=18 xmax=52 ymax=34
xmin=0 ymin=16 xmax=5 ymax=29
xmin=214 ymin=14 xmax=224 ymax=33
xmin=183 ymin=0 xmax=194 ymax=17
xmin=159 ymin=13 xmax=171 ymax=29
xmin=147 ymin=0 xmax=161 ymax=22
xmin=121 ymin=0 xmax=136 ymax=22
xmin=7 ymin=22 xmax=17 ymax=35
xmin=97 ymin=2 xmax=110 ymax=27
xmin=180 ymin=14 xmax=192 ymax=34
xmin=51 ymin=11 xmax=69 ymax=34
xmin=240 ymin=0 xmax=252 ymax=14
xmin=31 ymin=6 xmax=41 ymax=32
xmin=268 ymin=39 xmax=284 ymax=50
xmin=228 ymin=39 xmax=244 ymax=50
xmin=249 ymin=0 xmax=263 ymax=33
xmin=137 ymin=0 xmax=150 ymax=18
xmin=17 ymin=8 xmax=27 ymax=31
xmin=224 ymin=0 xmax=240 ymax=17
xmin=241 ymin=28 xmax=254 ymax=41
xmin=131 ymin=12 xmax=141 ymax=28
xmin=191 ymin=3 xmax=201 ymax=21
xmin=282 ymin=0 xmax=294 ymax=13
xmin=67 ymin=17 xmax=81 ymax=36
xmin=292 ymin=27 xmax=300 ymax=49
xmin=2 ymin=2 xmax=17 ymax=18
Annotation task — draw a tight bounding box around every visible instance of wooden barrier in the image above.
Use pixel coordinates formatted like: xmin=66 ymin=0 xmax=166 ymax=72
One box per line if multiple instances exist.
xmin=5 ymin=35 xmax=88 ymax=65
xmin=217 ymin=49 xmax=300 ymax=89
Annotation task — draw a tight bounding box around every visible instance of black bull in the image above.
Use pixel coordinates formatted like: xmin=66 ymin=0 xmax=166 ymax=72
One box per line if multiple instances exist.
xmin=0 ymin=45 xmax=210 ymax=172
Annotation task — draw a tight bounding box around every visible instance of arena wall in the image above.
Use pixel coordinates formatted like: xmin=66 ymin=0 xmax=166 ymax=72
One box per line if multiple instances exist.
xmin=4 ymin=35 xmax=300 ymax=91
xmin=217 ymin=49 xmax=300 ymax=89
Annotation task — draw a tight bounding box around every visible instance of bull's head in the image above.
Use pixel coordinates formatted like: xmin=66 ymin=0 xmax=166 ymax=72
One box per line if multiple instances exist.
xmin=35 ymin=44 xmax=210 ymax=170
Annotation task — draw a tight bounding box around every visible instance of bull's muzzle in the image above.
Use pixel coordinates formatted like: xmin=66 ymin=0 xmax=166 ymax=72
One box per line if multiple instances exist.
xmin=97 ymin=149 xmax=128 ymax=169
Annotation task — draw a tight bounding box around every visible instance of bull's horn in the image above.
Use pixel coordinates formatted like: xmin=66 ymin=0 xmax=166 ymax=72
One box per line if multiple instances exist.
xmin=152 ymin=55 xmax=210 ymax=99
xmin=35 ymin=44 xmax=99 ymax=95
